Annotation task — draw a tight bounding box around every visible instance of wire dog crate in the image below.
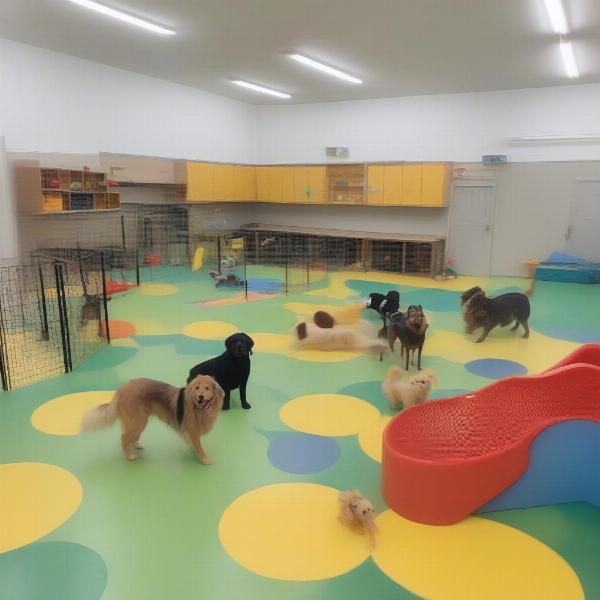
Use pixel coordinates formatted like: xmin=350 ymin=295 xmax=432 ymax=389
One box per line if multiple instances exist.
xmin=0 ymin=250 xmax=110 ymax=390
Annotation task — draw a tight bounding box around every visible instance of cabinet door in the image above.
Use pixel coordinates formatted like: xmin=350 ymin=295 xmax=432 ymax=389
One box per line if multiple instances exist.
xmin=383 ymin=165 xmax=404 ymax=205
xmin=186 ymin=162 xmax=214 ymax=201
xmin=101 ymin=154 xmax=175 ymax=184
xmin=265 ymin=167 xmax=282 ymax=203
xmin=421 ymin=163 xmax=449 ymax=206
xmin=402 ymin=164 xmax=423 ymax=205
xmin=234 ymin=166 xmax=256 ymax=201
xmin=306 ymin=166 xmax=325 ymax=203
xmin=256 ymin=167 xmax=269 ymax=201
xmin=214 ymin=164 xmax=235 ymax=201
xmin=367 ymin=165 xmax=384 ymax=205
xmin=281 ymin=167 xmax=295 ymax=203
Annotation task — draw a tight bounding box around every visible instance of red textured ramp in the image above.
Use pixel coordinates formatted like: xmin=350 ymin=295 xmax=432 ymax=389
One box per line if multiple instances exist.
xmin=382 ymin=344 xmax=600 ymax=525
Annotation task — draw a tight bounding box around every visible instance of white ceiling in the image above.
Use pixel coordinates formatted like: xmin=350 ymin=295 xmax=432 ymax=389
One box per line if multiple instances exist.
xmin=1 ymin=0 xmax=599 ymax=104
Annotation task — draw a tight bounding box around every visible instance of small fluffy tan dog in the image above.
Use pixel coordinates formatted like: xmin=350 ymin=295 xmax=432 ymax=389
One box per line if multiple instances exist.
xmin=295 ymin=321 xmax=387 ymax=354
xmin=80 ymin=375 xmax=224 ymax=464
xmin=338 ymin=489 xmax=377 ymax=548
xmin=382 ymin=366 xmax=436 ymax=410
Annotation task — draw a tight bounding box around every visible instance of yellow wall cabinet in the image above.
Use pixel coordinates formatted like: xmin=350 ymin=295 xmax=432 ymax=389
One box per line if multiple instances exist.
xmin=421 ymin=163 xmax=450 ymax=206
xmin=366 ymin=165 xmax=384 ymax=205
xmin=234 ymin=165 xmax=256 ymax=201
xmin=293 ymin=166 xmax=325 ymax=204
xmin=188 ymin=161 xmax=450 ymax=206
xmin=186 ymin=162 xmax=214 ymax=201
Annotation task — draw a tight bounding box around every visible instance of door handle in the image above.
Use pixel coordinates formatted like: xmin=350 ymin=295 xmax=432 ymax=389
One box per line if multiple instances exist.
xmin=565 ymin=226 xmax=572 ymax=240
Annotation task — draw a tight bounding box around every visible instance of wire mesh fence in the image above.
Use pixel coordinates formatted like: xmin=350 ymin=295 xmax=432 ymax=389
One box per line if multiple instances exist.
xmin=0 ymin=250 xmax=109 ymax=390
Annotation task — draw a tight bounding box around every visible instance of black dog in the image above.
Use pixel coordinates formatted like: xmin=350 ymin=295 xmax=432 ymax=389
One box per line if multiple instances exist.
xmin=461 ymin=286 xmax=531 ymax=343
xmin=366 ymin=291 xmax=400 ymax=335
xmin=386 ymin=305 xmax=429 ymax=370
xmin=187 ymin=333 xmax=254 ymax=410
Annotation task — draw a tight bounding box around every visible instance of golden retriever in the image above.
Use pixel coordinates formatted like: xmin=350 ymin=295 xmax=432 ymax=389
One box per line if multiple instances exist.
xmin=382 ymin=366 xmax=436 ymax=410
xmin=80 ymin=375 xmax=224 ymax=464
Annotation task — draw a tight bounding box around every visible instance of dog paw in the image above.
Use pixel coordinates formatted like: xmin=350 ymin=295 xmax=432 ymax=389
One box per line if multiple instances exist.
xmin=126 ymin=453 xmax=139 ymax=461
xmin=200 ymin=456 xmax=212 ymax=465
xmin=222 ymin=405 xmax=230 ymax=411
xmin=134 ymin=441 xmax=144 ymax=449
xmin=241 ymin=402 xmax=251 ymax=409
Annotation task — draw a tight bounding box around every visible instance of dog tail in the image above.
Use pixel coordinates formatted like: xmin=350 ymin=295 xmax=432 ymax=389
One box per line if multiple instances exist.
xmin=387 ymin=366 xmax=404 ymax=382
xmin=524 ymin=278 xmax=536 ymax=297
xmin=80 ymin=392 xmax=119 ymax=432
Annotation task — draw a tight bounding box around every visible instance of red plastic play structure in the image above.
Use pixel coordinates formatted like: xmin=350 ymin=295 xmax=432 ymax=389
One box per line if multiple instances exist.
xmin=381 ymin=344 xmax=600 ymax=525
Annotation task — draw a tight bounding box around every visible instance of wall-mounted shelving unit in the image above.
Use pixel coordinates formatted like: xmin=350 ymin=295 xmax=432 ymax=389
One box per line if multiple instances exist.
xmin=16 ymin=162 xmax=120 ymax=214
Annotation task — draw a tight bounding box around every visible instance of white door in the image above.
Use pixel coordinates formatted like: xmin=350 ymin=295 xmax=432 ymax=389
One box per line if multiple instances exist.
xmin=566 ymin=181 xmax=600 ymax=260
xmin=447 ymin=185 xmax=495 ymax=276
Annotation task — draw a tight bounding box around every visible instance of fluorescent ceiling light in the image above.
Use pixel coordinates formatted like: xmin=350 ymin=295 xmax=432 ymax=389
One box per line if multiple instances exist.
xmin=65 ymin=0 xmax=175 ymax=35
xmin=231 ymin=80 xmax=291 ymax=99
xmin=560 ymin=40 xmax=579 ymax=78
xmin=543 ymin=0 xmax=568 ymax=34
xmin=289 ymin=54 xmax=362 ymax=84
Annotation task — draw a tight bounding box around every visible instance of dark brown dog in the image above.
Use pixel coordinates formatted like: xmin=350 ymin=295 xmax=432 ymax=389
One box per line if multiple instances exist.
xmin=387 ymin=305 xmax=429 ymax=370
xmin=461 ymin=286 xmax=531 ymax=343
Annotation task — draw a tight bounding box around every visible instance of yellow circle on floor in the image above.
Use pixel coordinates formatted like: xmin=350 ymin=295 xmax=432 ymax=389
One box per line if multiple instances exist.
xmin=219 ymin=483 xmax=370 ymax=581
xmin=0 ymin=463 xmax=83 ymax=553
xmin=32 ymin=391 xmax=114 ymax=436
xmin=280 ymin=394 xmax=380 ymax=436
xmin=182 ymin=321 xmax=238 ymax=340
xmin=371 ymin=510 xmax=583 ymax=600
xmin=139 ymin=282 xmax=178 ymax=296
xmin=358 ymin=415 xmax=392 ymax=463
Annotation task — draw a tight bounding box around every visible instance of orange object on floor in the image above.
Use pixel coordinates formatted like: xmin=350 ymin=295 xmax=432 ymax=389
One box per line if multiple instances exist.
xmin=105 ymin=280 xmax=134 ymax=295
xmin=144 ymin=253 xmax=161 ymax=266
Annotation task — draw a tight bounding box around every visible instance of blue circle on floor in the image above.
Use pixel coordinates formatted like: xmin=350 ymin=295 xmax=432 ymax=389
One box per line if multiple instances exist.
xmin=246 ymin=278 xmax=283 ymax=293
xmin=267 ymin=432 xmax=340 ymax=474
xmin=465 ymin=358 xmax=527 ymax=379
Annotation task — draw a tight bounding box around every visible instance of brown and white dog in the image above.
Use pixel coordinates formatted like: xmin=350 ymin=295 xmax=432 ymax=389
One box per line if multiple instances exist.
xmin=382 ymin=366 xmax=436 ymax=410
xmin=80 ymin=375 xmax=224 ymax=464
xmin=295 ymin=321 xmax=387 ymax=354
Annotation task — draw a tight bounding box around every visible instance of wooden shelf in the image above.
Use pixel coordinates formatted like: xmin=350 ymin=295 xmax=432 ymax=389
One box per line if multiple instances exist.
xmin=17 ymin=163 xmax=121 ymax=214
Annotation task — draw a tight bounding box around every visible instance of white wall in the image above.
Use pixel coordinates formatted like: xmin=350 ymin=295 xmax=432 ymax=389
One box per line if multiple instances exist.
xmin=240 ymin=203 xmax=449 ymax=236
xmin=0 ymin=38 xmax=257 ymax=163
xmin=490 ymin=161 xmax=600 ymax=276
xmin=0 ymin=137 xmax=18 ymax=258
xmin=257 ymin=84 xmax=600 ymax=164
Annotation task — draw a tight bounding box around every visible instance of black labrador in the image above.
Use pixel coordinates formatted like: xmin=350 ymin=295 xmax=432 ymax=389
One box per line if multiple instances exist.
xmin=188 ymin=333 xmax=254 ymax=410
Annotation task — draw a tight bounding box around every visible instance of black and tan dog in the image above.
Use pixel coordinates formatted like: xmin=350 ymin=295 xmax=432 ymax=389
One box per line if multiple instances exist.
xmin=387 ymin=305 xmax=429 ymax=370
xmin=80 ymin=375 xmax=224 ymax=464
xmin=461 ymin=286 xmax=531 ymax=343
xmin=188 ymin=333 xmax=254 ymax=410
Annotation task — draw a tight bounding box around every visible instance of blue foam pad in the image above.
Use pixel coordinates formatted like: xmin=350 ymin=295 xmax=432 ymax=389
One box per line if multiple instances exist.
xmin=478 ymin=420 xmax=600 ymax=514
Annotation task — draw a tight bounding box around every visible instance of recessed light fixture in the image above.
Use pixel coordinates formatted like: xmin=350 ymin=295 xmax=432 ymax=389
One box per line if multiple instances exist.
xmin=543 ymin=0 xmax=568 ymax=34
xmin=289 ymin=54 xmax=362 ymax=84
xmin=560 ymin=40 xmax=579 ymax=78
xmin=231 ymin=80 xmax=291 ymax=99
xmin=65 ymin=0 xmax=175 ymax=35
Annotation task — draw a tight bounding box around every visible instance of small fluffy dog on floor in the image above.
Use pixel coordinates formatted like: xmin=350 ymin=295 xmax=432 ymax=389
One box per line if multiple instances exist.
xmin=80 ymin=375 xmax=224 ymax=464
xmin=295 ymin=321 xmax=386 ymax=354
xmin=382 ymin=366 xmax=436 ymax=410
